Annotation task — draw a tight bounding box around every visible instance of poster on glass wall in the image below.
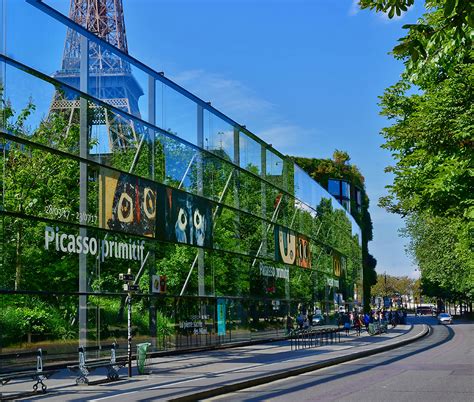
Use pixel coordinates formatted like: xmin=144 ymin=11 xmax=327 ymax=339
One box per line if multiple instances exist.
xmin=274 ymin=225 xmax=311 ymax=268
xmin=217 ymin=298 xmax=226 ymax=336
xmin=333 ymin=253 xmax=341 ymax=276
xmin=274 ymin=225 xmax=296 ymax=265
xmin=296 ymin=234 xmax=311 ymax=268
xmin=161 ymin=188 xmax=213 ymax=248
xmin=98 ymin=168 xmax=160 ymax=237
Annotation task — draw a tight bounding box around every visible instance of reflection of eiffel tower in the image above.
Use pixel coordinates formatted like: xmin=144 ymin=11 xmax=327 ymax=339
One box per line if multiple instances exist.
xmin=50 ymin=0 xmax=143 ymax=151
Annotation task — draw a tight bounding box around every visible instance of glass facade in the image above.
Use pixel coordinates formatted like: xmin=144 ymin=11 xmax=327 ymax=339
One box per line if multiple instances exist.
xmin=0 ymin=0 xmax=362 ymax=359
xmin=328 ymin=179 xmax=352 ymax=214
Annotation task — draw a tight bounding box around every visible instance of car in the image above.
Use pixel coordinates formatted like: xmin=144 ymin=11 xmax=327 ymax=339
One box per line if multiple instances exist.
xmin=437 ymin=312 xmax=452 ymax=325
xmin=416 ymin=306 xmax=435 ymax=316
xmin=312 ymin=314 xmax=325 ymax=326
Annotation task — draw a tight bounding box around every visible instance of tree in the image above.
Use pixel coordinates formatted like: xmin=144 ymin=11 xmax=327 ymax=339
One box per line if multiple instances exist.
xmin=371 ymin=273 xmax=418 ymax=301
xmin=359 ymin=1 xmax=472 ymax=88
xmin=403 ymin=212 xmax=473 ymax=302
xmin=378 ymin=64 xmax=473 ymax=219
xmin=362 ymin=0 xmax=473 ymax=307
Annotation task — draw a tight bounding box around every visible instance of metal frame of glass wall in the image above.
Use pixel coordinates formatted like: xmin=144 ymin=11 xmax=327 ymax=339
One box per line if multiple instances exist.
xmin=0 ymin=0 xmax=362 ymax=358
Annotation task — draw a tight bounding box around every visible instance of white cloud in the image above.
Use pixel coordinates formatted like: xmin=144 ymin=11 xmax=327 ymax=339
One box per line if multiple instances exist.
xmin=169 ymin=69 xmax=273 ymax=123
xmin=349 ymin=0 xmax=360 ymax=16
xmin=169 ymin=68 xmax=322 ymax=158
xmin=258 ymin=124 xmax=320 ymax=157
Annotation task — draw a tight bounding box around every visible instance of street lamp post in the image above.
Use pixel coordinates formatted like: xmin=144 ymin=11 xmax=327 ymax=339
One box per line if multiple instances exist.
xmin=119 ymin=269 xmax=138 ymax=377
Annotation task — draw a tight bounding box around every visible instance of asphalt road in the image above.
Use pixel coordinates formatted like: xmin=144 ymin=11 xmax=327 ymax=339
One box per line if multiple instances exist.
xmin=208 ymin=316 xmax=474 ymax=402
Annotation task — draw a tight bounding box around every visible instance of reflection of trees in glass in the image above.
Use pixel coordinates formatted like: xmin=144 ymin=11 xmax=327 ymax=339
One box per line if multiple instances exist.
xmin=293 ymin=153 xmax=374 ymax=311
xmin=0 ymin=95 xmax=85 ymax=344
xmin=1 ymin=101 xmax=80 ymax=291
xmin=1 ymin=87 xmax=364 ymax=346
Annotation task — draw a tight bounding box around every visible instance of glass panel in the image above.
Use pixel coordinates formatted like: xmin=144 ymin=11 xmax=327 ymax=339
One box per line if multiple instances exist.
xmin=327 ymin=179 xmax=341 ymax=197
xmin=0 ymin=293 xmax=81 ymax=355
xmin=203 ymin=110 xmax=234 ymax=161
xmin=239 ymin=132 xmax=261 ymax=175
xmin=162 ymin=85 xmax=197 ymax=145
xmin=238 ymin=171 xmax=262 ymax=217
xmin=341 ymin=181 xmax=350 ymax=198
xmin=5 ymin=1 xmax=66 ymax=78
xmin=342 ymin=199 xmax=351 ymax=212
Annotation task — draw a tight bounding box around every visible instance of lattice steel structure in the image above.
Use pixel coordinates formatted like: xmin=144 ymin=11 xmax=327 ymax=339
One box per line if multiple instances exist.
xmin=50 ymin=0 xmax=143 ymax=150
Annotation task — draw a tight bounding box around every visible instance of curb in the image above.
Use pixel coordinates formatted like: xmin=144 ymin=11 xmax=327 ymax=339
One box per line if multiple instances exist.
xmin=169 ymin=324 xmax=430 ymax=402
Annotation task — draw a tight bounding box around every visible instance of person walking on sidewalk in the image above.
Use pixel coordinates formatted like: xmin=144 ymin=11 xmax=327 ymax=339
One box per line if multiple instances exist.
xmin=354 ymin=314 xmax=362 ymax=336
xmin=363 ymin=312 xmax=370 ymax=332
xmin=343 ymin=313 xmax=351 ymax=336
xmin=286 ymin=315 xmax=294 ymax=335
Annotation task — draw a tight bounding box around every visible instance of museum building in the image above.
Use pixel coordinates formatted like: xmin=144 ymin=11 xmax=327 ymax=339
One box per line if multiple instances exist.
xmin=0 ymin=0 xmax=362 ymax=355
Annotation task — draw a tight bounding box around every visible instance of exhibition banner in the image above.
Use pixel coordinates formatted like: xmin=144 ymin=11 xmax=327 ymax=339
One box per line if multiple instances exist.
xmin=98 ymin=169 xmax=213 ymax=247
xmin=274 ymin=225 xmax=311 ymax=268
xmin=99 ymin=168 xmax=159 ymax=237
xmin=333 ymin=253 xmax=341 ymax=277
xmin=333 ymin=253 xmax=347 ymax=277
xmin=217 ymin=298 xmax=226 ymax=336
xmin=162 ymin=187 xmax=213 ymax=248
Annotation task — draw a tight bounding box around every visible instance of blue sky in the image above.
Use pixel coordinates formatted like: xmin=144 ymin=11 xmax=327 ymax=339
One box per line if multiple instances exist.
xmin=9 ymin=0 xmax=424 ymax=278
xmin=120 ymin=0 xmax=423 ymax=278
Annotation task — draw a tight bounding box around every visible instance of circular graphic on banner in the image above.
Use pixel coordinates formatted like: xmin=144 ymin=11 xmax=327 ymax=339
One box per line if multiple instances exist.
xmin=143 ymin=187 xmax=156 ymax=219
xmin=117 ymin=192 xmax=133 ymax=223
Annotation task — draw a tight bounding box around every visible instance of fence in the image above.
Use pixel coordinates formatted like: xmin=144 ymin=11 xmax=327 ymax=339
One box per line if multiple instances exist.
xmin=289 ymin=328 xmax=341 ymax=351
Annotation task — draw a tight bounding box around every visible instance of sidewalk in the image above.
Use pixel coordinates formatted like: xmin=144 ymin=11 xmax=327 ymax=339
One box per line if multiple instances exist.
xmin=1 ymin=322 xmax=428 ymax=401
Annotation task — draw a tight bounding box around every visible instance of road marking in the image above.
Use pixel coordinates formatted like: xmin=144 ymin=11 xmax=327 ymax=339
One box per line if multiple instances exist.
xmin=149 ymin=362 xmax=267 ymax=390
xmin=90 ymin=390 xmax=139 ymax=401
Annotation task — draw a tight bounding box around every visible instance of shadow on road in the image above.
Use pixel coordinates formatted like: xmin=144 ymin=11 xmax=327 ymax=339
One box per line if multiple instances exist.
xmin=230 ymin=322 xmax=455 ymax=402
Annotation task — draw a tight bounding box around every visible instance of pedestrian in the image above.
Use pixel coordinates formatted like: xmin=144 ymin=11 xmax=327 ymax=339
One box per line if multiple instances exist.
xmin=354 ymin=314 xmax=361 ymax=336
xmin=286 ymin=315 xmax=294 ymax=334
xmin=303 ymin=317 xmax=309 ymax=330
xmin=363 ymin=312 xmax=370 ymax=332
xmin=296 ymin=313 xmax=304 ymax=330
xmin=343 ymin=314 xmax=351 ymax=336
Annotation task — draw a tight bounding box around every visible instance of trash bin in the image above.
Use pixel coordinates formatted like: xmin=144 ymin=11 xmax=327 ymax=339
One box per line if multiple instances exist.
xmin=136 ymin=342 xmax=151 ymax=374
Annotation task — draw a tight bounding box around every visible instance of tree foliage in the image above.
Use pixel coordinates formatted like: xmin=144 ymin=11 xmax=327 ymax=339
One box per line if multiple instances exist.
xmin=378 ymin=63 xmax=473 ymax=219
xmin=402 ymin=212 xmax=473 ymax=301
xmin=359 ymin=1 xmax=472 ymax=87
xmin=371 ymin=273 xmax=418 ymax=298
xmin=362 ymin=1 xmax=473 ymax=304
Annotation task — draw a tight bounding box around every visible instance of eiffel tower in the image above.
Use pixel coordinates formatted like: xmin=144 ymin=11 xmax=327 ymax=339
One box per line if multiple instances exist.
xmin=50 ymin=0 xmax=143 ymax=151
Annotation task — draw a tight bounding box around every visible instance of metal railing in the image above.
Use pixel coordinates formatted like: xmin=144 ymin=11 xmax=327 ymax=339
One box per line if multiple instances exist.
xmin=289 ymin=327 xmax=341 ymax=351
